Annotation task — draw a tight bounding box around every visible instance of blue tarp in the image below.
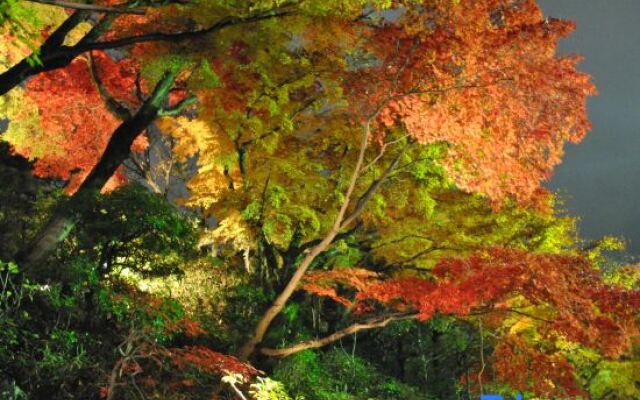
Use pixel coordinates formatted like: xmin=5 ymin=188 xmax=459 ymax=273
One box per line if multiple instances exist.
xmin=480 ymin=394 xmax=523 ymax=400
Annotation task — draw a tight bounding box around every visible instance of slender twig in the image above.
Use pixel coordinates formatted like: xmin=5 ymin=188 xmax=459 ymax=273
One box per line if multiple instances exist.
xmin=478 ymin=319 xmax=485 ymax=396
xmin=371 ymin=234 xmax=434 ymax=249
xmin=340 ymin=141 xmax=411 ymax=230
xmin=361 ymin=134 xmax=410 ymax=174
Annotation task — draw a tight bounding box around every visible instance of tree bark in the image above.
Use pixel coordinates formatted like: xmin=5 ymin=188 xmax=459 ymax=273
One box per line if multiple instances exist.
xmin=260 ymin=313 xmax=417 ymax=357
xmin=15 ymin=71 xmax=177 ymax=273
xmin=237 ymin=121 xmax=410 ymax=361
xmin=0 ymin=11 xmax=87 ymax=96
xmin=236 ymin=123 xmax=371 ymax=360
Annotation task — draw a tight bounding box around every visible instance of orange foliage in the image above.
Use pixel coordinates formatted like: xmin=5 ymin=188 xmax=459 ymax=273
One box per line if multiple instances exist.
xmin=14 ymin=54 xmax=145 ymax=193
xmin=302 ymin=268 xmax=378 ymax=308
xmin=492 ymin=335 xmax=585 ymax=398
xmin=305 ymin=248 xmax=640 ymax=357
xmin=171 ymin=346 xmax=261 ymax=380
xmin=346 ymin=0 xmax=595 ymax=205
xmin=304 ymin=249 xmax=640 ymax=395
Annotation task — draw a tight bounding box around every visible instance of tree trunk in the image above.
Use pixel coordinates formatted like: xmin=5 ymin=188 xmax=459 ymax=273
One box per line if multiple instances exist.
xmin=237 ymin=124 xmax=409 ymax=360
xmin=15 ymin=71 xmax=177 ymax=273
xmin=236 ymin=123 xmax=374 ymax=361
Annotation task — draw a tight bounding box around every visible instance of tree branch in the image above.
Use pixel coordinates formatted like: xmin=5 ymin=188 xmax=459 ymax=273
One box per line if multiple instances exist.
xmin=88 ymin=51 xmax=132 ymax=120
xmin=68 ymin=10 xmax=293 ymax=54
xmin=260 ymin=312 xmax=418 ymax=357
xmin=40 ymin=10 xmax=90 ymax=53
xmin=25 ymin=0 xmax=146 ymax=15
xmin=15 ymin=70 xmax=178 ymax=272
xmin=371 ymin=234 xmax=434 ymax=249
xmin=236 ymin=119 xmax=372 ymax=361
xmin=158 ymin=95 xmax=198 ymax=116
xmin=339 ymin=141 xmax=411 ymax=230
xmin=0 ymin=9 xmax=292 ymax=96
xmin=295 ymin=222 xmax=362 ymax=255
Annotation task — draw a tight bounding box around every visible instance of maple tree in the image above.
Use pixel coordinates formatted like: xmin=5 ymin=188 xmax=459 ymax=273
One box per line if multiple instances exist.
xmin=0 ymin=0 xmax=638 ymax=399
xmin=222 ymin=0 xmax=597 ymax=360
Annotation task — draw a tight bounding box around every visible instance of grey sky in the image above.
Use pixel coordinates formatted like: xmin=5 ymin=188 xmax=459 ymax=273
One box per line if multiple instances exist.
xmin=537 ymin=1 xmax=640 ymax=255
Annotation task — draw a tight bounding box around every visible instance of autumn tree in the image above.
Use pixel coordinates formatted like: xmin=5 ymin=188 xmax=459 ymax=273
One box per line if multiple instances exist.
xmin=220 ymin=0 xmax=597 ymax=360
xmin=2 ymin=0 xmax=638 ymax=398
xmin=0 ymin=0 xmax=298 ymax=269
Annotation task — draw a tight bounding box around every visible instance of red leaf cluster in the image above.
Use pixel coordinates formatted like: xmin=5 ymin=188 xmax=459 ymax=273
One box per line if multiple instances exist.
xmin=304 ymin=249 xmax=640 ymax=395
xmin=16 ymin=53 xmax=144 ymax=193
xmin=491 ymin=335 xmax=585 ymax=398
xmin=171 ymin=346 xmax=261 ymax=380
xmin=302 ymin=268 xmax=378 ymax=308
xmin=304 ymin=249 xmax=640 ymax=357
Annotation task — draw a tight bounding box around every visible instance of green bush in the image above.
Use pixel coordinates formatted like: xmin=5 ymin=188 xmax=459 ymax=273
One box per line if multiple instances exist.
xmin=273 ymin=349 xmax=429 ymax=400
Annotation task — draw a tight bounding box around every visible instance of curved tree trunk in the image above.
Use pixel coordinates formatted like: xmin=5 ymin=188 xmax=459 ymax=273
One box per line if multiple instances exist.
xmin=15 ymin=71 xmax=177 ymax=273
xmin=236 ymin=124 xmax=371 ymax=360
xmin=237 ymin=121 xmax=408 ymax=361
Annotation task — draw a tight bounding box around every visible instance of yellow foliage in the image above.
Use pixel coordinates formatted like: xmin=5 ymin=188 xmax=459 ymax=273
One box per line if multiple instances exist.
xmin=508 ymin=317 xmax=534 ymax=336
xmin=63 ymin=22 xmax=93 ymax=47
xmin=200 ymin=210 xmax=256 ymax=252
xmin=0 ymin=2 xmax=69 ymax=72
xmin=0 ymin=88 xmax=51 ymax=157
xmin=157 ymin=116 xmax=241 ymax=210
xmin=157 ymin=116 xmax=202 ymax=162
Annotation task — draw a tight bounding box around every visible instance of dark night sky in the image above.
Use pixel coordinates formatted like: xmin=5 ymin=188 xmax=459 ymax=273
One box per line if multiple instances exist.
xmin=537 ymin=1 xmax=640 ymax=256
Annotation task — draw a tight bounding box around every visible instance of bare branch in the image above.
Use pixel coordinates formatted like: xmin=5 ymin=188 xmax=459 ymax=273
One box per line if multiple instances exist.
xmin=371 ymin=234 xmax=434 ymax=249
xmin=260 ymin=313 xmax=418 ymax=357
xmin=361 ymin=134 xmax=410 ymax=173
xmin=159 ymin=95 xmax=198 ymax=116
xmin=340 ymin=141 xmax=411 ymax=230
xmin=88 ymin=51 xmax=132 ymax=120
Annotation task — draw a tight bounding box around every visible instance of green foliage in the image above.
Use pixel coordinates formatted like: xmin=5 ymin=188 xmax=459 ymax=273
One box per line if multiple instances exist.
xmin=364 ymin=319 xmax=476 ymax=400
xmin=97 ymin=282 xmax=186 ymax=342
xmin=63 ymin=184 xmax=197 ymax=278
xmin=0 ymin=0 xmax=634 ymax=399
xmin=0 ymin=380 xmax=26 ymax=400
xmin=250 ymin=377 xmax=299 ymax=400
xmin=222 ymin=283 xmax=273 ymax=345
xmin=0 ymin=0 xmax=41 ymax=64
xmin=273 ymin=349 xmax=429 ymax=400
xmin=0 ymin=156 xmax=62 ymax=261
xmin=588 ymin=361 xmax=640 ymax=399
xmin=188 ymin=59 xmax=223 ymax=90
xmin=0 ymin=260 xmax=22 ymax=311
xmin=0 ymin=261 xmax=98 ymax=398
xmin=141 ymin=54 xmax=194 ymax=85
xmin=36 ymin=328 xmax=89 ymax=382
